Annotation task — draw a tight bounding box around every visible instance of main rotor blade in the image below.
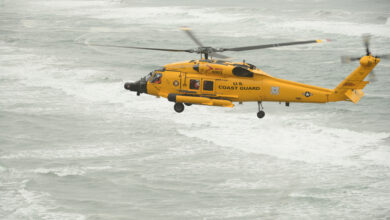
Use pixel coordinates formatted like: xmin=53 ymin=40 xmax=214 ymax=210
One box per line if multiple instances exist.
xmin=221 ymin=39 xmax=326 ymax=52
xmin=210 ymin=52 xmax=231 ymax=59
xmin=181 ymin=27 xmax=204 ymax=47
xmin=86 ymin=43 xmax=192 ymax=52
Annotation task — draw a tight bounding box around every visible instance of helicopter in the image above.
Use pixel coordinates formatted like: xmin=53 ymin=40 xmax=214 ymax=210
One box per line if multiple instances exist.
xmin=87 ymin=29 xmax=388 ymax=118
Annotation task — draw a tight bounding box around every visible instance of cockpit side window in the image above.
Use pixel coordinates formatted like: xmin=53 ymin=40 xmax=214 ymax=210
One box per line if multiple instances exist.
xmin=150 ymin=73 xmax=162 ymax=84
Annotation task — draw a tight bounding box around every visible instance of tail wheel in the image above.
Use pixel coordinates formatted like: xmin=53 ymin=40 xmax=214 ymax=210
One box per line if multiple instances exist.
xmin=257 ymin=101 xmax=265 ymax=119
xmin=174 ymin=103 xmax=185 ymax=113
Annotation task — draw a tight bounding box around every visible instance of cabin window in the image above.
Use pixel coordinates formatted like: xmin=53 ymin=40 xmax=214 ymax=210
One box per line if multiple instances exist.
xmin=189 ymin=79 xmax=200 ymax=90
xmin=232 ymin=67 xmax=253 ymax=77
xmin=150 ymin=73 xmax=162 ymax=84
xmin=203 ymin=80 xmax=214 ymax=91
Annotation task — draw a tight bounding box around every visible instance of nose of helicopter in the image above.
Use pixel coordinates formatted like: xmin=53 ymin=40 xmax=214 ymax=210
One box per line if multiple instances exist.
xmin=124 ymin=79 xmax=147 ymax=95
xmin=124 ymin=82 xmax=137 ymax=91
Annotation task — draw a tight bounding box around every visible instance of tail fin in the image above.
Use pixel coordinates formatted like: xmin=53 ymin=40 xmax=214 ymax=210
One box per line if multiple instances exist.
xmin=330 ymin=56 xmax=380 ymax=103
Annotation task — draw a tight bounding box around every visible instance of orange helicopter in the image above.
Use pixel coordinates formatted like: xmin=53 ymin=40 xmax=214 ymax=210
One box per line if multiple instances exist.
xmin=88 ymin=29 xmax=388 ymax=118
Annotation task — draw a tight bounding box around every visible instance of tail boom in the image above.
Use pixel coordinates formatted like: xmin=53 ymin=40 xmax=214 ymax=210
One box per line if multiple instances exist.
xmin=329 ymin=55 xmax=380 ymax=103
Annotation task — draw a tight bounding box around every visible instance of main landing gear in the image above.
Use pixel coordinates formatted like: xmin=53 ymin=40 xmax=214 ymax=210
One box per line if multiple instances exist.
xmin=257 ymin=101 xmax=265 ymax=119
xmin=174 ymin=102 xmax=185 ymax=113
xmin=173 ymin=103 xmax=193 ymax=113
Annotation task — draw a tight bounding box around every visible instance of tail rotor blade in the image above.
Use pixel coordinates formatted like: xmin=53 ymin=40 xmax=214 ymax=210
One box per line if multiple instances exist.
xmin=341 ymin=56 xmax=360 ymax=64
xmin=341 ymin=56 xmax=352 ymax=64
xmin=363 ymin=33 xmax=371 ymax=55
xmin=377 ymin=54 xmax=390 ymax=60
xmin=368 ymin=70 xmax=377 ymax=82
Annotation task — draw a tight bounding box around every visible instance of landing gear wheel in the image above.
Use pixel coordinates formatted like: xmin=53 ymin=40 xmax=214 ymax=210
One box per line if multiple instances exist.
xmin=184 ymin=103 xmax=192 ymax=106
xmin=174 ymin=103 xmax=185 ymax=113
xmin=257 ymin=111 xmax=265 ymax=119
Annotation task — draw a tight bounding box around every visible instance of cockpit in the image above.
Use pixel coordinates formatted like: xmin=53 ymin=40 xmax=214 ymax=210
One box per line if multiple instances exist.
xmin=150 ymin=73 xmax=162 ymax=84
xmin=124 ymin=68 xmax=165 ymax=95
xmin=145 ymin=69 xmax=164 ymax=84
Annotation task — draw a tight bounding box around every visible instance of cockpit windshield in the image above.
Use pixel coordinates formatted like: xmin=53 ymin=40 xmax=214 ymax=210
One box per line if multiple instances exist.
xmin=144 ymin=72 xmax=153 ymax=81
xmin=144 ymin=68 xmax=164 ymax=84
xmin=150 ymin=72 xmax=162 ymax=84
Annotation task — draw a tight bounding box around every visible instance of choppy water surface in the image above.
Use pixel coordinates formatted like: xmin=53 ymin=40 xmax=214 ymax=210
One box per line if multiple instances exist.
xmin=1 ymin=0 xmax=390 ymax=219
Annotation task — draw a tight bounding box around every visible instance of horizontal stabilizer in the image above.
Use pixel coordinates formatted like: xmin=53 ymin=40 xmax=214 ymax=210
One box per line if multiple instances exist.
xmin=345 ymin=89 xmax=364 ymax=104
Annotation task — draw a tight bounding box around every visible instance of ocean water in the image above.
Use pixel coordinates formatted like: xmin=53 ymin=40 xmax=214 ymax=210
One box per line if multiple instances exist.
xmin=1 ymin=0 xmax=390 ymax=219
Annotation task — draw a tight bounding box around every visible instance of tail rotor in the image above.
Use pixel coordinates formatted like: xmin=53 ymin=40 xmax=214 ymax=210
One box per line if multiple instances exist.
xmin=340 ymin=34 xmax=389 ymax=82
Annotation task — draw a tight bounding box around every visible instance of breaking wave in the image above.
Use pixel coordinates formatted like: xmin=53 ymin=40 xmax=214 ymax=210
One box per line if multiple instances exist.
xmin=174 ymin=108 xmax=390 ymax=167
xmin=0 ymin=179 xmax=85 ymax=220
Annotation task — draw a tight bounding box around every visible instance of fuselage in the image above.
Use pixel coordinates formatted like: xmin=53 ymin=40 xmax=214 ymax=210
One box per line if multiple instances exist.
xmin=145 ymin=59 xmax=332 ymax=104
xmin=125 ymin=56 xmax=379 ymax=109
